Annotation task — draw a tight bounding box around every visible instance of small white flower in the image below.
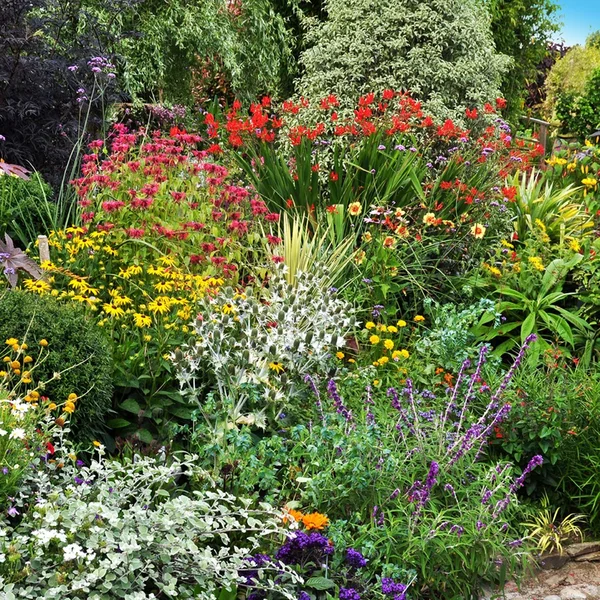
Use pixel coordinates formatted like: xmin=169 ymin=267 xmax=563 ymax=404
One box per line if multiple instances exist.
xmin=0 ymin=429 xmax=7 ymax=437
xmin=9 ymin=428 xmax=26 ymax=440
xmin=63 ymin=542 xmax=87 ymax=562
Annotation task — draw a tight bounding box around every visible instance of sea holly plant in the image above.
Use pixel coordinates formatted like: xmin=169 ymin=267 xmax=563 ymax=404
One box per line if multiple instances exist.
xmin=0 ymin=234 xmax=43 ymax=287
xmin=173 ymin=262 xmax=357 ymax=438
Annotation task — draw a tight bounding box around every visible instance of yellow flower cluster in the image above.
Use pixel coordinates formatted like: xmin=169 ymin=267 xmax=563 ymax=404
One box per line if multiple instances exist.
xmin=528 ymin=256 xmax=545 ymax=272
xmin=363 ymin=321 xmax=410 ymax=367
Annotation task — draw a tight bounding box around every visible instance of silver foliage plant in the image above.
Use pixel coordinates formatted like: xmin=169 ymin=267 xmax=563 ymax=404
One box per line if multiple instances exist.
xmin=0 ymin=450 xmax=301 ymax=599
xmin=173 ymin=263 xmax=357 ymax=426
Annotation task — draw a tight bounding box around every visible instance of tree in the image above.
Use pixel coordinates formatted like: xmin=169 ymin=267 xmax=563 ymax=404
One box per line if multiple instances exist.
xmin=296 ymin=0 xmax=510 ymax=121
xmin=484 ymin=0 xmax=560 ymax=121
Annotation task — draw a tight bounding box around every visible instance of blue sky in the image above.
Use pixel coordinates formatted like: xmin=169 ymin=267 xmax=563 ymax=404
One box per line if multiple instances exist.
xmin=554 ymin=0 xmax=600 ymax=46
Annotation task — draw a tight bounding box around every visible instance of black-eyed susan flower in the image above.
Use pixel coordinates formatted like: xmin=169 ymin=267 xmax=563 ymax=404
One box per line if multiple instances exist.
xmin=269 ymin=361 xmax=284 ymax=373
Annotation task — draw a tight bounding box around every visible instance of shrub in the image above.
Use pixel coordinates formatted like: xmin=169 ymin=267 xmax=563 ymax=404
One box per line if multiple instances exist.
xmin=555 ymin=69 xmax=600 ymax=140
xmin=543 ymin=44 xmax=600 ymax=120
xmin=0 ymin=291 xmax=113 ymax=439
xmin=296 ymin=0 xmax=510 ymax=121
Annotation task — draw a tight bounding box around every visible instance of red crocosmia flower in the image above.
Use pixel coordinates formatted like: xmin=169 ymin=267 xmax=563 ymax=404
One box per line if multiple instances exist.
xmin=232 ymin=99 xmax=242 ymax=111
xmin=46 ymin=442 xmax=55 ymax=454
xmin=484 ymin=103 xmax=495 ymax=114
xmin=329 ymin=171 xmax=339 ymax=181
xmin=422 ymin=116 xmax=434 ymax=127
xmin=326 ymin=205 xmax=338 ymax=214
xmin=495 ymin=97 xmax=507 ymax=110
xmin=207 ymin=143 xmax=223 ymax=154
xmin=331 ymin=111 xmax=338 ymax=122
xmin=465 ymin=108 xmax=478 ymax=120
xmin=382 ymin=89 xmax=395 ymax=100
xmin=311 ymin=164 xmax=320 ymax=172
xmin=286 ymin=199 xmax=294 ymax=208
xmin=261 ymin=96 xmax=271 ymax=107
xmin=440 ymin=181 xmax=452 ymax=190
xmin=501 ymin=186 xmax=517 ymax=202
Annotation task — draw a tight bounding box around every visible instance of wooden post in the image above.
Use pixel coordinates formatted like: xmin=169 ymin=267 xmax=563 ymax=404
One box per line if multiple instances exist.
xmin=38 ymin=235 xmax=50 ymax=264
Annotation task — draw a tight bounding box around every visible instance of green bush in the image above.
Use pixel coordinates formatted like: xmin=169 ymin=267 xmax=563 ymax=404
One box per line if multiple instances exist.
xmin=0 ymin=172 xmax=53 ymax=247
xmin=543 ymin=44 xmax=600 ymax=120
xmin=0 ymin=290 xmax=113 ymax=439
xmin=297 ymin=0 xmax=510 ymax=121
xmin=555 ymin=69 xmax=600 ymax=139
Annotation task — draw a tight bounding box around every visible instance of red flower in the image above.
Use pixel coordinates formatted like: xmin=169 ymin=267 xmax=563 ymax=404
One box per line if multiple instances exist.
xmin=272 ymin=255 xmax=285 ymax=263
xmin=495 ymin=97 xmax=507 ymax=110
xmin=266 ymin=235 xmax=282 ymax=245
xmin=261 ymin=96 xmax=271 ymax=107
xmin=465 ymin=108 xmax=478 ymax=120
xmin=382 ymin=89 xmax=395 ymax=100
xmin=329 ymin=171 xmax=339 ymax=181
xmin=46 ymin=442 xmax=55 ymax=455
xmin=440 ymin=181 xmax=453 ymax=190
xmin=422 ymin=116 xmax=434 ymax=127
xmin=501 ymin=186 xmax=517 ymax=202
xmin=326 ymin=205 xmax=338 ymax=214
xmin=484 ymin=103 xmax=495 ymax=114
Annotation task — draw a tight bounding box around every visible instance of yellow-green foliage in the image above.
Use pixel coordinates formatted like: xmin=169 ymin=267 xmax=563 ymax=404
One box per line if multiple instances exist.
xmin=544 ymin=44 xmax=600 ymax=120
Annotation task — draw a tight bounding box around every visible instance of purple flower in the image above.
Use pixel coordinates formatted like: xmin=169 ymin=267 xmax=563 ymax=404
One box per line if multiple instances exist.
xmin=241 ymin=553 xmax=271 ymax=585
xmin=510 ymin=455 xmax=543 ymax=492
xmin=327 ymin=379 xmax=353 ymax=423
xmin=275 ymin=531 xmax=333 ymax=565
xmin=378 ymin=144 xmax=386 ymax=150
xmin=7 ymin=505 xmax=19 ymax=517
xmin=346 ymin=547 xmax=367 ymax=569
xmin=0 ymin=134 xmax=5 ymax=142
xmin=298 ymin=593 xmax=311 ymax=600
xmin=340 ymin=588 xmax=361 ymax=600
xmin=381 ymin=578 xmax=407 ymax=597
xmin=74 ymin=476 xmax=84 ymax=485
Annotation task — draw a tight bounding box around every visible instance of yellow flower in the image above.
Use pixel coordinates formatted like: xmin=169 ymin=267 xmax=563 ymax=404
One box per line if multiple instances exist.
xmin=365 ymin=322 xmax=376 ymax=330
xmin=348 ymin=202 xmax=362 ymax=216
xmin=383 ymin=339 xmax=394 ymax=350
xmin=414 ymin=315 xmax=425 ymax=322
xmin=377 ymin=324 xmax=388 ymax=332
xmin=336 ymin=351 xmax=345 ymax=359
xmin=569 ymin=239 xmax=581 ymax=252
xmin=470 ymin=223 xmax=486 ymax=239
xmin=103 ymin=303 xmax=125 ymax=318
xmin=423 ymin=212 xmax=437 ymax=226
xmin=369 ymin=335 xmax=380 ymax=345
xmin=301 ymin=512 xmax=329 ymax=530
xmin=379 ymin=356 xmax=389 ymax=365
xmin=387 ymin=325 xmax=398 ymax=333
xmin=143 ymin=335 xmax=152 ymax=342
xmin=269 ymin=361 xmax=284 ymax=373
xmin=528 ymin=256 xmax=545 ymax=271
xmin=48 ymin=402 xmax=57 ymax=410
xmin=392 ymin=349 xmax=410 ymax=360
xmin=148 ymin=297 xmax=172 ymax=315
xmin=397 ymin=320 xmax=407 ymax=328
xmin=154 ymin=281 xmax=174 ymax=293
xmin=93 ymin=440 xmax=102 ymax=447
xmin=63 ymin=401 xmax=76 ymax=414
xmin=0 ymin=371 xmax=7 ymax=378
xmin=157 ymin=255 xmax=177 ymax=267
xmin=23 ymin=356 xmax=33 ymax=364
xmin=222 ymin=303 xmax=234 ymax=315
xmin=10 ymin=360 xmax=20 ymax=369
xmin=582 ymin=177 xmax=597 ymax=187
xmin=68 ymin=393 xmax=78 ymax=402
xmin=500 ymin=239 xmax=514 ymax=249
xmin=23 ymin=279 xmax=51 ymax=294
xmin=133 ymin=313 xmax=152 ymax=328
xmin=5 ymin=338 xmax=18 ymax=346
xmin=354 ymin=250 xmax=366 ymax=265
xmin=39 ymin=339 xmax=48 ymax=347
xmin=363 ymin=232 xmax=372 ymax=243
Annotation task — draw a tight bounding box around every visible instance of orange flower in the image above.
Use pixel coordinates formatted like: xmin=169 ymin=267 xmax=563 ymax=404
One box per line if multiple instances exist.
xmin=302 ymin=512 xmax=329 ymax=530
xmin=470 ymin=223 xmax=486 ymax=239
xmin=283 ymin=508 xmax=304 ymax=524
xmin=382 ymin=236 xmax=396 ymax=249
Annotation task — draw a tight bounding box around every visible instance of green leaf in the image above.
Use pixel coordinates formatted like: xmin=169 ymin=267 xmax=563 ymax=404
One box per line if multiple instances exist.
xmin=136 ymin=429 xmax=154 ymax=443
xmin=305 ymin=577 xmax=336 ymax=591
xmin=106 ymin=418 xmax=132 ymax=429
xmin=521 ymin=312 xmax=537 ymax=341
xmin=119 ymin=398 xmax=141 ymax=414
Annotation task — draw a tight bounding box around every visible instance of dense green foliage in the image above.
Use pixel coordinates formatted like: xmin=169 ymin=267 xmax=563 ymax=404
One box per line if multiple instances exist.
xmin=556 ymin=69 xmax=600 ymax=139
xmin=297 ymin=0 xmax=510 ymax=120
xmin=484 ymin=0 xmax=559 ymax=121
xmin=0 ymin=291 xmax=113 ymax=439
